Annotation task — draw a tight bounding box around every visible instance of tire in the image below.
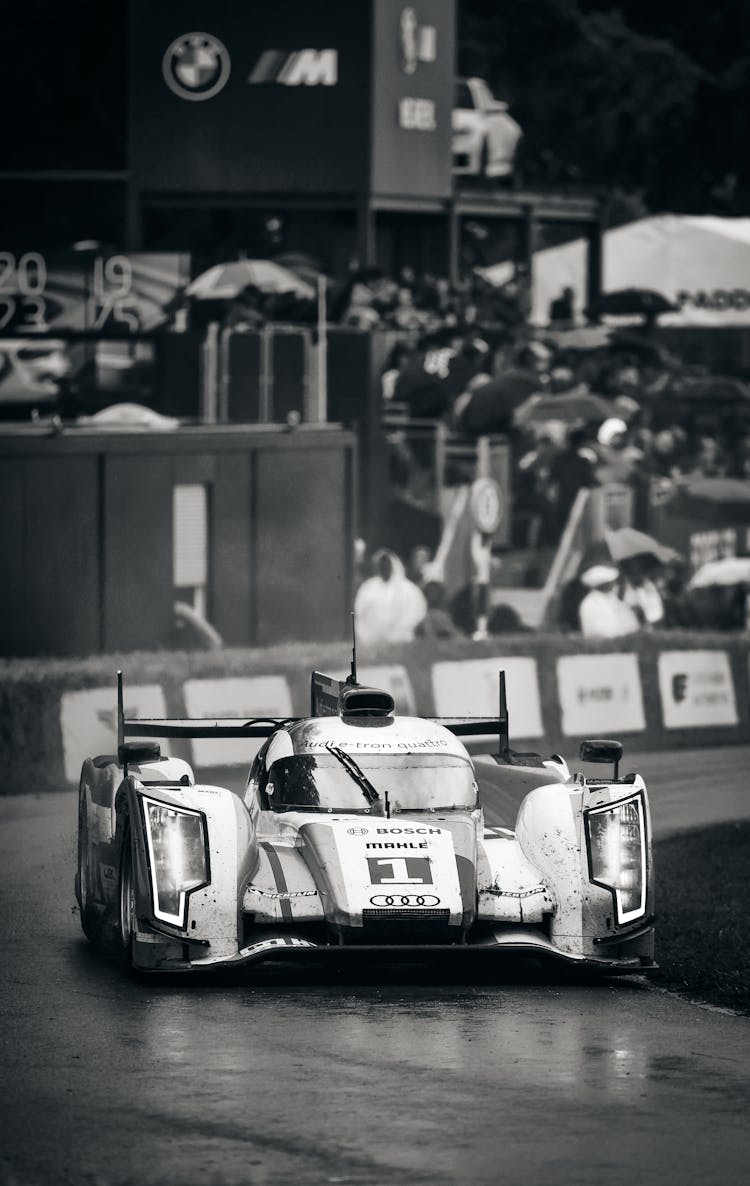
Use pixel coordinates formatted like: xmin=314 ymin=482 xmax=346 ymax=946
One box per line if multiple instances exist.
xmin=77 ymin=782 xmax=101 ymax=944
xmin=118 ymin=828 xmax=136 ymax=962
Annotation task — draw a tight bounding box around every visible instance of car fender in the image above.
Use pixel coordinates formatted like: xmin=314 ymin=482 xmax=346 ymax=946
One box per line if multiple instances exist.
xmin=516 ymin=777 xmax=654 ymax=956
xmin=124 ymin=779 xmax=259 ymax=966
xmin=515 ymin=782 xmax=585 ymax=954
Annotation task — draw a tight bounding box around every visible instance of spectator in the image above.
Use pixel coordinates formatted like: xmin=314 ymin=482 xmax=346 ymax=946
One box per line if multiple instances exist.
xmin=578 ymin=564 xmax=640 ymax=638
xmin=353 ymin=549 xmax=427 ymax=646
xmin=415 ymin=581 xmax=462 ymax=639
xmin=619 ymin=556 xmax=665 ymax=627
xmin=548 ymin=285 xmax=575 ymax=325
xmin=595 ymin=417 xmax=645 ymax=486
xmin=548 ymin=425 xmax=598 ymax=532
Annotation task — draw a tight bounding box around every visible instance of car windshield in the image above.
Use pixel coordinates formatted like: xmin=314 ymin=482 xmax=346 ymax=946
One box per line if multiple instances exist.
xmin=265 ymin=752 xmax=477 ymax=814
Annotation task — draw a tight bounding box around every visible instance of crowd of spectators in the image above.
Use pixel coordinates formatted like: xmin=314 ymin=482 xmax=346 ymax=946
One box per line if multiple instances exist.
xmin=335 ymin=267 xmax=750 ymax=643
xmin=214 ymin=258 xmax=750 ymax=643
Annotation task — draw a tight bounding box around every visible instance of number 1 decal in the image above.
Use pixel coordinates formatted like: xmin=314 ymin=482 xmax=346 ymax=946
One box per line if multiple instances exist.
xmin=367 ymin=856 xmax=432 ymax=885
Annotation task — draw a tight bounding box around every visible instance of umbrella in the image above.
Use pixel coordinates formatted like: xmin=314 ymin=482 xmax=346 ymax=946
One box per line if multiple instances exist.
xmin=272 ymin=252 xmax=330 ymax=289
xmin=514 ymin=389 xmax=612 ymax=427
xmin=455 ymin=370 xmax=539 ymax=434
xmin=675 ymin=477 xmax=750 ymax=524
xmin=592 ymin=288 xmax=677 ymax=318
xmin=544 ymin=325 xmax=614 ymax=351
xmin=663 ymin=375 xmax=750 ymax=404
xmin=604 ymin=527 xmax=681 ymax=565
xmin=688 ymin=557 xmax=750 ymax=588
xmin=185 ymin=260 xmax=315 ymax=301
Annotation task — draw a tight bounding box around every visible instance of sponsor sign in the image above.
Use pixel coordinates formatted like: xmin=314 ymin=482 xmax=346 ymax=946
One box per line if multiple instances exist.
xmin=470 ymin=478 xmax=504 ymax=534
xmin=183 ymin=676 xmax=293 ymax=767
xmin=60 ymin=685 xmax=167 ymax=784
xmin=658 ymin=651 xmax=738 ymax=729
xmin=431 ymin=658 xmax=543 ymax=738
xmin=162 ymin=32 xmax=231 ymax=101
xmin=248 ymin=48 xmax=338 ymax=86
xmin=557 ymin=654 xmax=645 ymax=736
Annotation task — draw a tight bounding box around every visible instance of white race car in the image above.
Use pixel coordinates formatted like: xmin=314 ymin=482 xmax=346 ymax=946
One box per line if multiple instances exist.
xmin=452 ymin=76 xmax=522 ymax=180
xmin=76 ymin=667 xmax=655 ymax=974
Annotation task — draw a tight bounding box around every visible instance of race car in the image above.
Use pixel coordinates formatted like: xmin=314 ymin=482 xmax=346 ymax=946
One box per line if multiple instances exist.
xmin=76 ymin=666 xmax=655 ymax=974
xmin=452 ymin=76 xmax=522 ymax=181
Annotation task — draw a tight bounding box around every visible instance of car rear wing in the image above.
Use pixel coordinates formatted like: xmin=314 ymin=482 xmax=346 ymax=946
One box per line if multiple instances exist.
xmin=117 ymin=669 xmax=513 ymax=753
xmin=116 ymin=671 xmax=298 ymax=748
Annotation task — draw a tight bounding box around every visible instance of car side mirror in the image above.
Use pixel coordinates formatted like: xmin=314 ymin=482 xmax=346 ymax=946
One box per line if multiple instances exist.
xmin=579 ymin=739 xmax=623 ymax=779
xmin=118 ymin=741 xmax=161 ymax=770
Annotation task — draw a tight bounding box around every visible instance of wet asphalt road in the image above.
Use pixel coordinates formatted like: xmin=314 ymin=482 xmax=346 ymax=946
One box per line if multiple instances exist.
xmin=1 ymin=747 xmax=749 ymax=1186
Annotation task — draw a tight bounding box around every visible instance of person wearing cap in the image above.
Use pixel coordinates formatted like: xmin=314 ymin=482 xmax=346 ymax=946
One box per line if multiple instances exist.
xmin=578 ymin=564 xmax=640 ymax=638
xmin=595 ymin=416 xmax=645 ymax=486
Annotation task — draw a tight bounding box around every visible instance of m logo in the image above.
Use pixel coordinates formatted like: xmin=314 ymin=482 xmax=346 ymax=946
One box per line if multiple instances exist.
xmin=248 ymin=49 xmax=338 ymax=86
xmin=367 ymin=857 xmax=432 ymax=885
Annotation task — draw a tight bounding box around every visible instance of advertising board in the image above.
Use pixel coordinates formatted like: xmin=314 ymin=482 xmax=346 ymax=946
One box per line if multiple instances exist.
xmin=658 ymin=650 xmax=738 ymax=729
xmin=60 ymin=685 xmax=167 ymax=784
xmin=370 ymin=0 xmax=454 ymax=198
xmin=130 ymin=0 xmax=370 ymax=194
xmin=129 ymin=0 xmax=454 ymax=199
xmin=557 ymin=654 xmax=646 ymax=737
xmin=183 ymin=677 xmax=294 ymax=767
xmin=431 ymin=657 xmax=543 ymax=739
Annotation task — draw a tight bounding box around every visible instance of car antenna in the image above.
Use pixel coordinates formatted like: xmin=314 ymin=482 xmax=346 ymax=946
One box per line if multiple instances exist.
xmin=498 ymin=670 xmax=510 ymax=761
xmin=346 ymin=612 xmax=358 ymax=685
xmin=117 ymin=670 xmax=124 ymax=752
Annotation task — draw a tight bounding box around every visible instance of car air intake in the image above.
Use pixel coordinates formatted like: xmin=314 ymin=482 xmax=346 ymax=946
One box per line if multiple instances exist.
xmin=363 ymin=908 xmax=450 ymax=922
xmin=340 ymin=686 xmax=395 ymax=716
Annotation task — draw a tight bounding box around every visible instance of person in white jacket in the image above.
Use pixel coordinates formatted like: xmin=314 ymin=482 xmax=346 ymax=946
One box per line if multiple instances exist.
xmin=578 ymin=564 xmax=640 ymax=638
xmin=354 ymin=549 xmax=427 ymax=646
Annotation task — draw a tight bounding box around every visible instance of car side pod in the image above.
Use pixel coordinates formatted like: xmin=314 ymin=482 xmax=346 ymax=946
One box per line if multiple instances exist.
xmin=579 ymin=739 xmax=623 ymax=781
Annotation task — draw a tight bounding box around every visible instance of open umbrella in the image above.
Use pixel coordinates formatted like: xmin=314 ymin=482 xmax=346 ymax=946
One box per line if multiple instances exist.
xmin=604 ymin=527 xmax=681 ymax=565
xmin=185 ymin=260 xmax=315 ymax=301
xmin=514 ymin=389 xmax=612 ymax=427
xmin=544 ymin=325 xmax=614 ymax=351
xmin=674 ymin=477 xmax=750 ymax=524
xmin=455 ymin=370 xmax=539 ymax=434
xmin=688 ymin=557 xmax=750 ymax=588
xmin=592 ymin=288 xmax=676 ymax=318
xmin=663 ymin=376 xmax=750 ymax=404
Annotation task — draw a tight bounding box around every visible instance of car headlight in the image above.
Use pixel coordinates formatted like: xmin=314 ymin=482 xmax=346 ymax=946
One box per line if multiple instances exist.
xmin=586 ymin=793 xmax=647 ymax=924
xmin=141 ymin=797 xmax=210 ymax=929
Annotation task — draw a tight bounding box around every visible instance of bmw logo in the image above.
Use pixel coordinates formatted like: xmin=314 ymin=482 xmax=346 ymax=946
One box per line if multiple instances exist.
xmin=162 ymin=32 xmax=231 ymax=102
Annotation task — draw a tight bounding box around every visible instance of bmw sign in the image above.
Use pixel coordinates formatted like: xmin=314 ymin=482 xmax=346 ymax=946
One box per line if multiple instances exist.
xmin=162 ymin=33 xmax=231 ymax=101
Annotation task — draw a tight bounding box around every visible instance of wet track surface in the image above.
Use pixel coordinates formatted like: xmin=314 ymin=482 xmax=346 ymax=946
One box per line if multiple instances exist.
xmin=1 ymin=746 xmax=749 ymax=1186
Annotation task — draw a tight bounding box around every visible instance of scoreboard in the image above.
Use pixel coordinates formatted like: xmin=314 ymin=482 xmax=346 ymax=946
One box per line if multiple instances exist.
xmin=0 ymin=252 xmax=191 ymax=336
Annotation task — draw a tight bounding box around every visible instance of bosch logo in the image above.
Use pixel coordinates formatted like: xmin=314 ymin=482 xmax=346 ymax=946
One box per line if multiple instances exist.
xmin=347 ymin=827 xmax=369 ymax=836
xmin=370 ymin=894 xmax=440 ymax=907
xmin=162 ymin=33 xmax=231 ymax=102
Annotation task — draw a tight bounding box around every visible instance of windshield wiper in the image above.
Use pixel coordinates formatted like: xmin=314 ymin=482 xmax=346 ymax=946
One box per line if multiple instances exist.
xmin=325 ymin=743 xmax=386 ymax=814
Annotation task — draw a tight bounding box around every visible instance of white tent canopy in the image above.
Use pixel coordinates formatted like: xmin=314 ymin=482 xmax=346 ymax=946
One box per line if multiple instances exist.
xmin=483 ymin=214 xmax=750 ymax=328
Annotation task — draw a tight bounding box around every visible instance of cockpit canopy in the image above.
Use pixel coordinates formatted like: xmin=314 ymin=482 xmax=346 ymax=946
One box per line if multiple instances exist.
xmin=264 ymin=751 xmax=478 ymax=815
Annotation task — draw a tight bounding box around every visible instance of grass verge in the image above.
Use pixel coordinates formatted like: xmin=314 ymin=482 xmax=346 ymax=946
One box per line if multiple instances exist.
xmin=653 ymin=820 xmax=750 ymax=1015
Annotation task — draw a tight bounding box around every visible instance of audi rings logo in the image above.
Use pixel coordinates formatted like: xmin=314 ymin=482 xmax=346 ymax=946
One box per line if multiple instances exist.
xmin=162 ymin=32 xmax=231 ymax=101
xmin=347 ymin=827 xmax=369 ymax=836
xmin=370 ymin=894 xmax=440 ymax=907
